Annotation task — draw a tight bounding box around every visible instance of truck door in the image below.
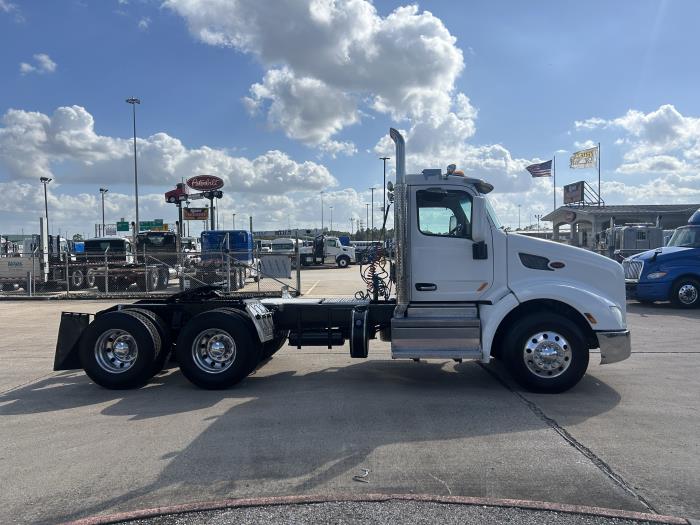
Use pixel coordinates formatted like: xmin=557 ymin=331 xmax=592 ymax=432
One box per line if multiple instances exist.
xmin=325 ymin=238 xmax=339 ymax=264
xmin=410 ymin=187 xmax=493 ymax=302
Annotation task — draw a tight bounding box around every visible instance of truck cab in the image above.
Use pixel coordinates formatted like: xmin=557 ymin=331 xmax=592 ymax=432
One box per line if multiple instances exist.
xmin=300 ymin=235 xmax=356 ymax=267
xmin=624 ymin=209 xmax=700 ymax=307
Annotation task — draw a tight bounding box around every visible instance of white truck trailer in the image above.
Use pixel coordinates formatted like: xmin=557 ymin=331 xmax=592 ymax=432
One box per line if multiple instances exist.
xmin=54 ymin=128 xmax=630 ymax=393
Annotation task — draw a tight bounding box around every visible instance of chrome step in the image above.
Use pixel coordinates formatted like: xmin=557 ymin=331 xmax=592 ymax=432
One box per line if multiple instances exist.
xmin=390 ymin=303 xmax=481 ymax=359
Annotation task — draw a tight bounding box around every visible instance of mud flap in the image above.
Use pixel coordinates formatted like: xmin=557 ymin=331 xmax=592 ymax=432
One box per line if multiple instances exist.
xmin=53 ymin=312 xmax=91 ymax=371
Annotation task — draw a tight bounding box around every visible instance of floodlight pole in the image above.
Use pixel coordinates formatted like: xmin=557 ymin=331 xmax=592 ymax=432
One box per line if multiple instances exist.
xmin=40 ymin=177 xmax=52 ymax=236
xmin=99 ymin=188 xmax=109 ymax=235
xmin=380 ymin=156 xmax=390 ymax=238
xmin=126 ymin=97 xmax=141 ymax=239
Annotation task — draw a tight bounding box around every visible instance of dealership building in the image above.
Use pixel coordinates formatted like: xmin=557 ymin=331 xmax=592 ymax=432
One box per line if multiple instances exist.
xmin=542 ymin=204 xmax=700 ymax=248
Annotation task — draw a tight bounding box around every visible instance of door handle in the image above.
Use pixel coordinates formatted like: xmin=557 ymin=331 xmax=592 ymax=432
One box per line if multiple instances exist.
xmin=415 ymin=283 xmax=437 ymax=291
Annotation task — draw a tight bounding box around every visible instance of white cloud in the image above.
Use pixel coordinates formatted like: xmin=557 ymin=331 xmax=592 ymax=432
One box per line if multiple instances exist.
xmin=318 ymin=139 xmax=357 ymax=158
xmin=0 ymin=105 xmax=336 ymax=191
xmin=166 ymin=0 xmax=464 ymax=145
xmin=575 ymin=104 xmax=700 ymax=174
xmin=19 ymin=53 xmax=57 ymax=75
xmin=138 ymin=16 xmax=150 ymax=31
xmin=243 ymin=68 xmax=359 ymax=145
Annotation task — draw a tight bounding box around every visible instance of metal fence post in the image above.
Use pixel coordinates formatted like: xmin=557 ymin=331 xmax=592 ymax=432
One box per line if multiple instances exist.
xmin=226 ymin=252 xmax=232 ymax=293
xmin=295 ymin=229 xmax=301 ymax=296
xmin=104 ymin=246 xmax=109 ymax=294
xmin=65 ymin=252 xmax=70 ymax=294
xmin=144 ymin=244 xmax=149 ymax=294
xmin=26 ymin=271 xmax=31 ymax=297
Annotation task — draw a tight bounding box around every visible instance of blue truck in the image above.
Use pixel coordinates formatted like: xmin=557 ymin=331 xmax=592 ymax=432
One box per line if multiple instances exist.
xmin=623 ymin=209 xmax=700 ymax=308
xmin=196 ymin=230 xmax=260 ymax=287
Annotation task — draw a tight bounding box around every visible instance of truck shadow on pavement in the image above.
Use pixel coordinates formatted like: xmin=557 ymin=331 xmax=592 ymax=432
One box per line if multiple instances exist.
xmin=7 ymin=358 xmax=624 ymax=524
xmin=627 ymin=301 xmax=700 ymax=319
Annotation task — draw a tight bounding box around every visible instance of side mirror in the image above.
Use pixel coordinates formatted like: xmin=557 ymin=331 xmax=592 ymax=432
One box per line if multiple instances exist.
xmin=471 ymin=196 xmax=489 ymax=242
xmin=449 ymin=215 xmax=457 ymax=234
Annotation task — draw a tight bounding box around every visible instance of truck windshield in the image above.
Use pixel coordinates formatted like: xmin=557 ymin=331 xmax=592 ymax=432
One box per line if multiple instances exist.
xmin=667 ymin=226 xmax=700 ymax=248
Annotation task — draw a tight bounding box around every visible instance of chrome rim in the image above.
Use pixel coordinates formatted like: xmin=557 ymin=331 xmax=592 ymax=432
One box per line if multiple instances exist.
xmin=678 ymin=284 xmax=698 ymax=305
xmin=71 ymin=270 xmax=84 ymax=287
xmin=94 ymin=329 xmax=138 ymax=373
xmin=523 ymin=331 xmax=572 ymax=378
xmin=192 ymin=329 xmax=237 ymax=374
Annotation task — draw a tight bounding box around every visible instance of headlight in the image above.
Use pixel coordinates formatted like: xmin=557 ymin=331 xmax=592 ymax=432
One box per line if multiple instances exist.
xmin=647 ymin=271 xmax=667 ymax=279
xmin=609 ymin=306 xmax=626 ymax=328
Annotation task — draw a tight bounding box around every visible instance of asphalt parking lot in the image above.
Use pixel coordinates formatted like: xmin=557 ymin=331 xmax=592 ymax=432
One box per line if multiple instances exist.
xmin=0 ymin=267 xmax=698 ymax=525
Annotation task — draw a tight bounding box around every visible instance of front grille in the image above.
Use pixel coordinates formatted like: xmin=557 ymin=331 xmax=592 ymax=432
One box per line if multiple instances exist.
xmin=623 ymin=260 xmax=643 ymax=280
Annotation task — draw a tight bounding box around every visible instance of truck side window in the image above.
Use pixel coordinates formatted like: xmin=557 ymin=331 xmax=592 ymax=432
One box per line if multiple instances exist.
xmin=417 ymin=189 xmax=472 ymax=238
xmin=327 ymin=239 xmax=337 ymax=247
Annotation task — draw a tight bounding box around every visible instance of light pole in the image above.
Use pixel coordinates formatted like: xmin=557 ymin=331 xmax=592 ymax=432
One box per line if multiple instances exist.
xmin=369 ymin=186 xmax=377 ymax=241
xmin=329 ymin=206 xmax=333 ymax=233
xmin=40 ymin=177 xmax=52 ymax=235
xmin=518 ymin=204 xmax=522 ymax=229
xmin=232 ymin=213 xmax=236 ymax=229
xmin=126 ymin=97 xmax=141 ymax=237
xmin=320 ymin=190 xmax=325 ymax=232
xmin=535 ymin=213 xmax=542 ymax=232
xmin=99 ymin=188 xmax=108 ymax=236
xmin=365 ymin=203 xmax=370 ymax=239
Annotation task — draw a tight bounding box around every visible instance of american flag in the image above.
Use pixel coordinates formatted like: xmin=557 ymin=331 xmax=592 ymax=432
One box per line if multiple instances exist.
xmin=526 ymin=159 xmax=552 ymax=177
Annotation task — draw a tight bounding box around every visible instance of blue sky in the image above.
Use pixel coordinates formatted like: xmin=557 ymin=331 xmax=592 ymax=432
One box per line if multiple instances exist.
xmin=1 ymin=0 xmax=700 ymax=236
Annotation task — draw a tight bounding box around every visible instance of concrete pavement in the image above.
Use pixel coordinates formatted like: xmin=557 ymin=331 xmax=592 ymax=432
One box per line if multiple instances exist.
xmin=0 ymin=268 xmax=697 ymax=524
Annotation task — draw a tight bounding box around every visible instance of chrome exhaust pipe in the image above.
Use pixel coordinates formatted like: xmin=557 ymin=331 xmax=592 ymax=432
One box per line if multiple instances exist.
xmin=389 ymin=128 xmax=409 ymax=315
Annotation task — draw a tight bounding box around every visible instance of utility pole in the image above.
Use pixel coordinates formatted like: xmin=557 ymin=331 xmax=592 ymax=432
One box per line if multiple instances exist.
xmin=320 ymin=190 xmax=325 ymax=232
xmin=518 ymin=204 xmax=522 ymax=229
xmin=380 ymin=156 xmax=390 ymax=238
xmin=126 ymin=97 xmax=141 ymax=238
xmin=99 ymin=188 xmax=108 ymax=236
xmin=365 ymin=204 xmax=370 ymax=240
xmin=329 ymin=206 xmax=333 ymax=233
xmin=40 ymin=177 xmax=52 ymax=237
xmin=369 ymin=187 xmax=376 ymax=241
xmin=536 ymin=213 xmax=542 ymax=232
xmin=232 ymin=213 xmax=236 ymax=229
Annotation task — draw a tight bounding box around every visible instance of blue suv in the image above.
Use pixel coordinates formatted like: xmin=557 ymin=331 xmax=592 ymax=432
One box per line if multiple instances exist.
xmin=624 ymin=209 xmax=700 ymax=308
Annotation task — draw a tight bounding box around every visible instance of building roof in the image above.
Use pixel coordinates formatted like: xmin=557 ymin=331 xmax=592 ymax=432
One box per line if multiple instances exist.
xmin=543 ymin=204 xmax=700 ymax=222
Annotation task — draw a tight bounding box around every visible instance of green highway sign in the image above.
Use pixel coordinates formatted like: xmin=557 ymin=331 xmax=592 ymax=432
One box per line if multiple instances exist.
xmin=116 ymin=221 xmax=130 ymax=232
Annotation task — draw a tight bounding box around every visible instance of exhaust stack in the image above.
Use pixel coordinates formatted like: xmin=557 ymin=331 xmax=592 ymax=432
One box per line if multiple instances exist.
xmin=389 ymin=128 xmax=409 ymax=315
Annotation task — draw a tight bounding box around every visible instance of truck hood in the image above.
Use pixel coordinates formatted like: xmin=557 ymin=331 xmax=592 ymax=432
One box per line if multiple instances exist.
xmin=507 ymin=233 xmax=626 ymax=311
xmin=631 ymin=246 xmax=694 ymax=262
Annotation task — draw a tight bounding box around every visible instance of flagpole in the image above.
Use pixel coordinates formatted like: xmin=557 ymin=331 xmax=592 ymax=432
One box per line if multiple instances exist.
xmin=598 ymin=142 xmax=601 ymax=206
xmin=553 ymin=155 xmax=556 ymax=211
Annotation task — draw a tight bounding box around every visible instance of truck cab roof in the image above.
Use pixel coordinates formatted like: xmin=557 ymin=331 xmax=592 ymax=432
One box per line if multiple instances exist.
xmin=405 ymin=170 xmax=494 ymax=194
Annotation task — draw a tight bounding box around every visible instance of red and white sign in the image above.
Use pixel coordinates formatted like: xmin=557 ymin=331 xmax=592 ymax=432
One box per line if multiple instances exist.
xmin=187 ymin=175 xmax=224 ymax=191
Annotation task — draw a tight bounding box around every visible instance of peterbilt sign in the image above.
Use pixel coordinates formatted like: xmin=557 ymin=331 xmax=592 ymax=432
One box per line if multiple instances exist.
xmin=186 ymin=175 xmax=224 ymax=191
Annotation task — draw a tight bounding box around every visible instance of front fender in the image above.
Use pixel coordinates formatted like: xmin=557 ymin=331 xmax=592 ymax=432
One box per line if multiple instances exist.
xmin=512 ymin=280 xmax=625 ymax=331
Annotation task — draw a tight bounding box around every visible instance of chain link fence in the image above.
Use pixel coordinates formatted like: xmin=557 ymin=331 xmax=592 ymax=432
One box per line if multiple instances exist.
xmin=0 ymin=246 xmax=301 ymax=299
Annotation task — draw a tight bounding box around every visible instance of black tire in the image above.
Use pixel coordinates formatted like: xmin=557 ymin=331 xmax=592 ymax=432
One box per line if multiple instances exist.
xmin=70 ymin=269 xmax=86 ymax=290
xmin=157 ymin=268 xmax=170 ymax=290
xmin=85 ymin=268 xmax=97 ymax=288
xmin=261 ymin=331 xmax=289 ymax=360
xmin=670 ymin=277 xmax=700 ymax=308
xmin=136 ymin=269 xmax=159 ymax=291
xmin=502 ymin=313 xmax=589 ymax=393
xmin=175 ymin=309 xmax=260 ymax=389
xmin=337 ymin=255 xmax=350 ymax=268
xmin=123 ymin=308 xmax=172 ymax=376
xmin=79 ymin=311 xmax=161 ymax=389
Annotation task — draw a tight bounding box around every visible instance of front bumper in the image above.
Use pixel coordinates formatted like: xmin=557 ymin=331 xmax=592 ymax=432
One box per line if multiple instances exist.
xmin=598 ymin=330 xmax=631 ymax=364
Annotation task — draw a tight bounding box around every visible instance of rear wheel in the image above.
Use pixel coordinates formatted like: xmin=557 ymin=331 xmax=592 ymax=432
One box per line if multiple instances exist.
xmin=136 ymin=269 xmax=159 ymax=291
xmin=671 ymin=278 xmax=700 ymax=308
xmin=157 ymin=268 xmax=170 ymax=290
xmin=122 ymin=308 xmax=172 ymax=376
xmin=79 ymin=311 xmax=161 ymax=389
xmin=502 ymin=313 xmax=589 ymax=393
xmin=70 ymin=269 xmax=86 ymax=289
xmin=176 ymin=309 xmax=260 ymax=389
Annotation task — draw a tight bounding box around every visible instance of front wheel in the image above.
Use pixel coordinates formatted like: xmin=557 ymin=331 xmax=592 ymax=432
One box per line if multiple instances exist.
xmin=671 ymin=278 xmax=700 ymax=308
xmin=337 ymin=256 xmax=350 ymax=268
xmin=502 ymin=313 xmax=589 ymax=393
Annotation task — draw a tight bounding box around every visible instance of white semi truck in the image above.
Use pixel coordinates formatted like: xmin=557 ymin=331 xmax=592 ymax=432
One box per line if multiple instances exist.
xmin=54 ymin=128 xmax=630 ymax=393
xmin=300 ymin=235 xmax=356 ymax=267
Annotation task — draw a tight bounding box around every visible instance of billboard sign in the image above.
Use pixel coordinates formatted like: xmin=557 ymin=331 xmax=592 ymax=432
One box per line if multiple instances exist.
xmin=104 ymin=224 xmax=117 ymax=236
xmin=564 ymin=181 xmax=585 ymax=204
xmin=187 ymin=175 xmax=224 ymax=191
xmin=183 ymin=207 xmax=209 ymax=221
